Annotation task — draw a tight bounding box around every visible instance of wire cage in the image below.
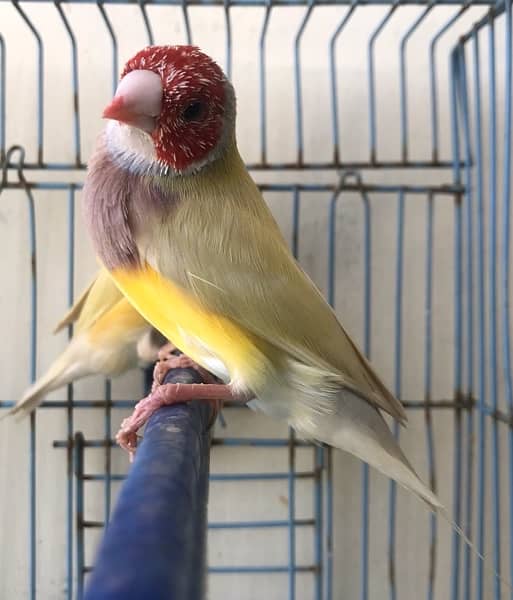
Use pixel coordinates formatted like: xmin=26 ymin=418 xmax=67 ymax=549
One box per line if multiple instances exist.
xmin=0 ymin=0 xmax=512 ymax=599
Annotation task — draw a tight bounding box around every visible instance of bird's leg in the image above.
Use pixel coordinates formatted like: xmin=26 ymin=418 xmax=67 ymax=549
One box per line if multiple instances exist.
xmin=152 ymin=344 xmax=217 ymax=390
xmin=116 ymin=350 xmax=250 ymax=458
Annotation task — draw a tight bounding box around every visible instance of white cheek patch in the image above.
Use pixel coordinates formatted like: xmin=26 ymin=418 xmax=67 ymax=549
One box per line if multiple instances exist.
xmin=106 ymin=121 xmax=157 ymax=172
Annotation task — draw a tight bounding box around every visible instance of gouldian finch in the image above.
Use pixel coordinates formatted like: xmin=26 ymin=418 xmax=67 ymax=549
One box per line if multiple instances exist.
xmin=82 ymin=45 xmax=440 ymax=510
xmin=6 ymin=268 xmax=166 ymax=418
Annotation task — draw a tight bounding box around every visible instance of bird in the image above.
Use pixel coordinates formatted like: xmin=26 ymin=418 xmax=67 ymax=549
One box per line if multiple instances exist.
xmin=6 ymin=267 xmax=166 ymax=418
xmin=83 ymin=44 xmax=438 ymax=509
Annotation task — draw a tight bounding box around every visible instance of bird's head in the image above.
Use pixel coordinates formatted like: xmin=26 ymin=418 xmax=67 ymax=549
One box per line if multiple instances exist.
xmin=102 ymin=45 xmax=235 ymax=175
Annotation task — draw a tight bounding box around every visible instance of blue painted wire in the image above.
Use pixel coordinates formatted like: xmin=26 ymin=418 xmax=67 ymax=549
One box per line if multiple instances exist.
xmin=471 ymin=24 xmax=487 ymax=600
xmin=488 ymin=14 xmax=502 ymax=599
xmin=293 ymin=0 xmax=315 ymax=164
xmin=399 ymin=4 xmax=433 ymax=161
xmin=54 ymin=1 xmax=81 ymax=165
xmin=66 ymin=186 xmax=75 ymax=600
xmin=329 ymin=2 xmax=357 ymax=164
xmin=11 ymin=1 xmax=44 ymax=163
xmin=368 ymin=3 xmax=398 ymax=163
xmin=104 ymin=379 xmax=112 ymax=523
xmin=325 ymin=182 xmax=339 ymax=600
xmin=97 ymin=2 xmax=119 ymax=93
xmin=454 ymin=44 xmax=475 ymax=600
xmin=449 ymin=48 xmax=463 ymax=600
xmin=0 ymin=0 xmax=500 ymax=4
xmin=259 ymin=0 xmax=272 ymax=163
xmin=208 ymin=518 xmax=314 ymax=529
xmin=224 ymin=0 xmax=232 ymax=79
xmin=82 ymin=518 xmax=316 ymax=529
xmin=4 ymin=146 xmax=40 ymax=600
xmin=289 ymin=186 xmax=299 ymax=600
xmin=138 ymin=0 xmax=155 ymax=44
xmin=288 ymin=429 xmax=296 ymax=600
xmin=208 ymin=565 xmax=316 ymax=573
xmin=75 ymin=434 xmax=85 ymax=600
xmin=429 ymin=5 xmax=469 ymax=162
xmin=388 ymin=190 xmax=404 ymax=600
xmin=27 ymin=175 xmax=37 ymax=600
xmin=314 ymin=446 xmax=324 ymax=600
xmin=1 ymin=179 xmax=463 ymax=194
xmin=501 ymin=0 xmax=513 ymax=589
xmin=326 ymin=446 xmax=333 ymax=600
xmin=181 ymin=0 xmax=192 ymax=43
xmin=424 ymin=193 xmax=437 ymax=600
xmin=361 ymin=187 xmax=371 ymax=600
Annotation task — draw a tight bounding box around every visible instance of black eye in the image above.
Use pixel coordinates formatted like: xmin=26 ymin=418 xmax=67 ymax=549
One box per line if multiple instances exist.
xmin=182 ymin=101 xmax=206 ymax=122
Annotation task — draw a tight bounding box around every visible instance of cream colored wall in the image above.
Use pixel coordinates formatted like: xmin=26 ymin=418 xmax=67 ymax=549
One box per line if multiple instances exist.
xmin=0 ymin=3 xmax=511 ymax=599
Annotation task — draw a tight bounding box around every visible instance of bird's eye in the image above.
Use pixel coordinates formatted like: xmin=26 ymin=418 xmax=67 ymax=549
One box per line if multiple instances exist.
xmin=182 ymin=101 xmax=206 ymax=122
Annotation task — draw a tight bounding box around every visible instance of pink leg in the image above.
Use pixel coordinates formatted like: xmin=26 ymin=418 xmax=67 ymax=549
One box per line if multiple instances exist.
xmin=152 ymin=353 xmax=217 ymax=391
xmin=116 ymin=381 xmax=246 ymax=458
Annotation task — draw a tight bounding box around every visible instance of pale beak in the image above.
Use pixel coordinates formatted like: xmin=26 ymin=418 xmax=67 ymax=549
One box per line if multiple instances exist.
xmin=102 ymin=69 xmax=163 ymax=134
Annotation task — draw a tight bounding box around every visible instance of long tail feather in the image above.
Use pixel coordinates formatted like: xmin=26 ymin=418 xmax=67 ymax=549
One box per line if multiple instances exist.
xmin=296 ymin=389 xmax=511 ymax=590
xmin=2 ymin=351 xmax=86 ymax=420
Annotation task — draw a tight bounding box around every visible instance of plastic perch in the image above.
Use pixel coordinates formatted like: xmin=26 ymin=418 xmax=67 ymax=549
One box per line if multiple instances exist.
xmin=84 ymin=364 xmax=215 ymax=600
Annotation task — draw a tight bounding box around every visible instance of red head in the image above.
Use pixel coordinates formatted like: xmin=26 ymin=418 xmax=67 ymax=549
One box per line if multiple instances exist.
xmin=103 ymin=45 xmax=234 ymax=174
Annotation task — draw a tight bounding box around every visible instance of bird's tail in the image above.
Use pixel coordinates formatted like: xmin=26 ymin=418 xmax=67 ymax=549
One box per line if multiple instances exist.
xmin=295 ymin=390 xmax=511 ymax=590
xmin=299 ymin=390 xmax=441 ymax=509
xmin=3 ymin=348 xmax=86 ymax=420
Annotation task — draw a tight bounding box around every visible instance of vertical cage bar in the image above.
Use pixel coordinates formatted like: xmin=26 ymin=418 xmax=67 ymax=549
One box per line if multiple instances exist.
xmin=329 ymin=3 xmax=357 ymax=165
xmin=424 ymin=192 xmax=437 ymax=600
xmin=429 ymin=5 xmax=469 ymax=163
xmin=449 ymin=47 xmax=463 ymax=600
xmin=361 ymin=186 xmax=371 ymax=600
xmin=488 ymin=14 xmax=502 ymax=599
xmin=224 ymin=0 xmax=232 ymax=80
xmin=288 ymin=429 xmax=296 ymax=600
xmin=97 ymin=2 xmax=118 ymax=94
xmin=368 ymin=4 xmax=398 ymax=164
xmin=75 ymin=433 xmax=85 ymax=600
xmin=181 ymin=0 xmax=192 ymax=44
xmin=11 ymin=1 xmax=44 ymax=164
xmin=66 ymin=186 xmax=76 ymax=600
xmin=455 ymin=43 xmax=475 ymax=599
xmin=138 ymin=0 xmax=155 ymax=45
xmin=326 ymin=445 xmax=333 ymax=600
xmin=472 ymin=23 xmax=486 ymax=600
xmin=104 ymin=379 xmax=112 ymax=523
xmin=399 ymin=5 xmax=432 ymax=162
xmin=314 ymin=446 xmax=324 ymax=600
xmin=54 ymin=1 xmax=81 ymax=166
xmin=501 ymin=0 xmax=513 ymax=588
xmin=28 ymin=176 xmax=37 ymax=600
xmin=259 ymin=0 xmax=272 ymax=165
xmin=388 ymin=189 xmax=404 ymax=600
xmin=289 ymin=186 xmax=299 ymax=600
xmin=294 ymin=0 xmax=315 ymax=166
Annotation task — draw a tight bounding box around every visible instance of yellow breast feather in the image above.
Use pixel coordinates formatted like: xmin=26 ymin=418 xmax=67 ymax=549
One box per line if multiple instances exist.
xmin=110 ymin=264 xmax=270 ymax=388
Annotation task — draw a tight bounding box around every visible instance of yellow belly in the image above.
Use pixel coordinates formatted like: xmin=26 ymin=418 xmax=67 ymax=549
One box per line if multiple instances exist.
xmin=110 ymin=265 xmax=266 ymax=387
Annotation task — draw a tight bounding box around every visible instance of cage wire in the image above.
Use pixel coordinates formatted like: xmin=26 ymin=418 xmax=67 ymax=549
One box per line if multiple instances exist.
xmin=0 ymin=0 xmax=512 ymax=599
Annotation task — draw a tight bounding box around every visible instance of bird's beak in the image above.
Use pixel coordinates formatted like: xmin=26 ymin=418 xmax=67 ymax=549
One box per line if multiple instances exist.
xmin=102 ymin=69 xmax=163 ymax=135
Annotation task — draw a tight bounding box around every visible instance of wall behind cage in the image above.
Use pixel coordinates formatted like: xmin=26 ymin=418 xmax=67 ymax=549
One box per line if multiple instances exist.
xmin=1 ymin=2 xmax=512 ymax=599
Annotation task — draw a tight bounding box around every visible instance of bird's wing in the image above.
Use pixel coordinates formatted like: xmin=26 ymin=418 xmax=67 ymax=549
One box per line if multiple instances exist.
xmin=111 ymin=170 xmax=406 ymax=424
xmin=54 ymin=268 xmax=125 ymax=334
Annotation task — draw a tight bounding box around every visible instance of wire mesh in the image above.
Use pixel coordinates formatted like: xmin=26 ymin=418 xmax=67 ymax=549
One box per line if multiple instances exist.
xmin=0 ymin=1 xmax=512 ymax=599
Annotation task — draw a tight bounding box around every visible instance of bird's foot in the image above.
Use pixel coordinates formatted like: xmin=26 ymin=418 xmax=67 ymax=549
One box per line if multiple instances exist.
xmin=116 ymin=352 xmax=247 ymax=459
xmin=152 ymin=345 xmax=218 ymax=391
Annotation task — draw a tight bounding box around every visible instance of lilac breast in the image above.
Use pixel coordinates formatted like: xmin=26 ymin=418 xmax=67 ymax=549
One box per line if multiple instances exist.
xmin=83 ymin=137 xmax=169 ymax=270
